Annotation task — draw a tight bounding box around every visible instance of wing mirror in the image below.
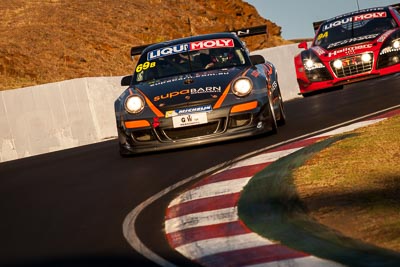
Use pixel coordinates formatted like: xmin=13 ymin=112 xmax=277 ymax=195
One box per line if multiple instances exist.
xmin=121 ymin=75 xmax=133 ymax=86
xmin=249 ymin=54 xmax=265 ymax=65
xmin=298 ymin=42 xmax=308 ymax=50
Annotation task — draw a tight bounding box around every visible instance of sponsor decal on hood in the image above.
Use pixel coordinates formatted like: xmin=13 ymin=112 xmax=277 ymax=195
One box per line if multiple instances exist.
xmin=153 ymin=86 xmax=222 ymax=102
xmin=328 ymin=43 xmax=374 ymax=57
xmin=327 ymin=33 xmax=380 ymax=49
xmin=148 ymin=71 xmax=230 ymax=87
xmin=135 ymin=68 xmax=247 ymax=106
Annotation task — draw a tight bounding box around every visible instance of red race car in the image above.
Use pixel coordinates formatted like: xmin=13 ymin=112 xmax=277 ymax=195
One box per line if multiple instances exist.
xmin=294 ymin=3 xmax=400 ymax=96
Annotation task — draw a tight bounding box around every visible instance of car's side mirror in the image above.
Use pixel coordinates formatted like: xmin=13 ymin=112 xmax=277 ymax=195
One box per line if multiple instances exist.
xmin=121 ymin=75 xmax=133 ymax=86
xmin=298 ymin=42 xmax=308 ymax=50
xmin=249 ymin=54 xmax=265 ymax=65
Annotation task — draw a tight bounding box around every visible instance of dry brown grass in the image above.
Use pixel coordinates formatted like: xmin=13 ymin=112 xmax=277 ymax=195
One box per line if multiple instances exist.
xmin=294 ymin=115 xmax=400 ymax=252
xmin=0 ymin=0 xmax=292 ymax=91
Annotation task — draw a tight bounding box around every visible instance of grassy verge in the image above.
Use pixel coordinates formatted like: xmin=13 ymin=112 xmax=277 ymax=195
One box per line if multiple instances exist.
xmin=293 ymin=114 xmax=400 ymax=252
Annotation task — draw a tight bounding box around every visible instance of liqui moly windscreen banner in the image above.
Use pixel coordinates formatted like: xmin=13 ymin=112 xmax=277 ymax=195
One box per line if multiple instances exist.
xmin=322 ymin=11 xmax=387 ymax=31
xmin=147 ymin=38 xmax=234 ymax=60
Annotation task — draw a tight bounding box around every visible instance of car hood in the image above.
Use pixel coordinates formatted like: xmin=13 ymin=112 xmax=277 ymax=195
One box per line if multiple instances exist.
xmin=310 ymin=30 xmax=395 ymax=60
xmin=323 ymin=32 xmax=382 ymax=51
xmin=313 ymin=28 xmax=399 ymax=54
xmin=135 ymin=67 xmax=248 ymax=110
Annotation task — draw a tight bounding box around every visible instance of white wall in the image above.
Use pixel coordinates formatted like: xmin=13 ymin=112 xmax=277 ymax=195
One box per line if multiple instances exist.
xmin=0 ymin=43 xmax=305 ymax=162
xmin=251 ymin=43 xmax=306 ymax=101
xmin=0 ymin=77 xmax=124 ymax=162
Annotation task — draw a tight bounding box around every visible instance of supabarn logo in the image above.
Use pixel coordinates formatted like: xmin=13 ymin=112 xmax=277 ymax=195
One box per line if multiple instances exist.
xmin=153 ymin=86 xmax=222 ymax=101
xmin=190 ymin=86 xmax=221 ymax=94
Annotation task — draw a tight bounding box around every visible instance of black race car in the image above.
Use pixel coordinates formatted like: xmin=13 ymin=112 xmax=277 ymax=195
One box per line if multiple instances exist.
xmin=114 ymin=26 xmax=286 ymax=155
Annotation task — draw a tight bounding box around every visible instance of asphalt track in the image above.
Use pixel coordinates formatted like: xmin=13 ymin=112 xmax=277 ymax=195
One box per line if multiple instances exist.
xmin=0 ymin=73 xmax=399 ymax=266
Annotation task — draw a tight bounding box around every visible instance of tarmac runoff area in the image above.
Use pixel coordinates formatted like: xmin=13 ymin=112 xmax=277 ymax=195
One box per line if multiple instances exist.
xmin=164 ymin=108 xmax=400 ymax=267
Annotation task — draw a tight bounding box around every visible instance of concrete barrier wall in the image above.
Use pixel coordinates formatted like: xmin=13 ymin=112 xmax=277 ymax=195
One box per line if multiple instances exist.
xmin=0 ymin=43 xmax=305 ymax=163
xmin=251 ymin=43 xmax=308 ymax=101
xmin=0 ymin=77 xmax=124 ymax=162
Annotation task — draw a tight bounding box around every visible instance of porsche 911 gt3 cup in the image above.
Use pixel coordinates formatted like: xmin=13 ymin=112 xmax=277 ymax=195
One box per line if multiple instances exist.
xmin=115 ymin=26 xmax=286 ymax=155
xmin=294 ymin=3 xmax=400 ymax=96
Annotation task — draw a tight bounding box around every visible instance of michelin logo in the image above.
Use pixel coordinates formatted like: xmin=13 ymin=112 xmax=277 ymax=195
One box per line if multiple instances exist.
xmin=166 ymin=104 xmax=212 ymax=118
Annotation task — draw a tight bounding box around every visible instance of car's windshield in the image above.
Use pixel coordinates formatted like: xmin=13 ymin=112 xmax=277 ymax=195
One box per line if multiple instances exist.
xmin=314 ymin=10 xmax=396 ymax=49
xmin=134 ymin=41 xmax=247 ymax=83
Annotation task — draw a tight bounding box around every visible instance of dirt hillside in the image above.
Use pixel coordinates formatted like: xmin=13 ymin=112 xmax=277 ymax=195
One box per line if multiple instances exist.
xmin=0 ymin=0 xmax=292 ymax=90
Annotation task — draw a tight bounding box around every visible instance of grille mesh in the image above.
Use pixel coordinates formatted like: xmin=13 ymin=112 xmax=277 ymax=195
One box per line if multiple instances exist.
xmin=330 ymin=53 xmax=373 ymax=78
xmin=159 ymin=120 xmax=224 ymax=140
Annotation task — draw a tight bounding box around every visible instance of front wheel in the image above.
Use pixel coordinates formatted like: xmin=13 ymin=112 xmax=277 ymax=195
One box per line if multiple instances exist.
xmin=117 ymin=127 xmax=133 ymax=157
xmin=277 ymin=95 xmax=286 ymax=126
xmin=268 ymin=100 xmax=278 ymax=134
xmin=119 ymin=143 xmax=133 ymax=157
xmin=272 ymin=80 xmax=286 ymax=126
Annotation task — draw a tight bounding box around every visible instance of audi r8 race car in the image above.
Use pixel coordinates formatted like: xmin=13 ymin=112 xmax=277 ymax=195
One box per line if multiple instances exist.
xmin=114 ymin=26 xmax=286 ymax=155
xmin=294 ymin=3 xmax=400 ymax=96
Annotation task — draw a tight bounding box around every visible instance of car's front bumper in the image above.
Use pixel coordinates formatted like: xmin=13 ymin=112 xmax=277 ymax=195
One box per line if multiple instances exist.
xmin=117 ymin=101 xmax=274 ymax=155
xmin=297 ymin=58 xmax=400 ymax=95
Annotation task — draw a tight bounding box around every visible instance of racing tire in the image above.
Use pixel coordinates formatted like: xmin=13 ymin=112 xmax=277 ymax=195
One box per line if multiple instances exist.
xmin=119 ymin=143 xmax=133 ymax=157
xmin=276 ymin=90 xmax=286 ymax=126
xmin=268 ymin=100 xmax=278 ymax=134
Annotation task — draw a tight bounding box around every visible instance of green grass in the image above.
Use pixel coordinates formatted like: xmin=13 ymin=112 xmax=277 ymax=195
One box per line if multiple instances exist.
xmin=293 ymin=114 xmax=400 ymax=252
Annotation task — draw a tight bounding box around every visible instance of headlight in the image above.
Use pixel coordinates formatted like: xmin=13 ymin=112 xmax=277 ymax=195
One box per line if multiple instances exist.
xmin=232 ymin=78 xmax=253 ymax=97
xmin=304 ymin=59 xmax=315 ymax=69
xmin=125 ymin=95 xmax=145 ymax=114
xmin=361 ymin=53 xmax=372 ymax=63
xmin=378 ymin=34 xmax=400 ymax=69
xmin=333 ymin=59 xmax=343 ymax=69
xmin=303 ymin=58 xmax=325 ymax=70
xmin=300 ymin=50 xmax=332 ymax=82
xmin=380 ymin=38 xmax=400 ymax=55
xmin=393 ymin=40 xmax=400 ymax=49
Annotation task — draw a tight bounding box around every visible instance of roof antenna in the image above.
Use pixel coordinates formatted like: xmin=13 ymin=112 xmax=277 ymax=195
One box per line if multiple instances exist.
xmin=356 ymin=0 xmax=360 ymax=10
xmin=187 ymin=18 xmax=193 ymax=36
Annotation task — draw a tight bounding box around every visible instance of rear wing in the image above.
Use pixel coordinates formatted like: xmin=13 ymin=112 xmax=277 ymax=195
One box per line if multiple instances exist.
xmin=231 ymin=25 xmax=267 ymax=38
xmin=130 ymin=25 xmax=267 ymax=59
xmin=312 ymin=20 xmax=325 ymax=33
xmin=312 ymin=2 xmax=400 ymax=33
xmin=391 ymin=2 xmax=400 ymax=13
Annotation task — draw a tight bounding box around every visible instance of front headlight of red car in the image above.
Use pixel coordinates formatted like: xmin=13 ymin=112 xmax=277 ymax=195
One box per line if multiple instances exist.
xmin=301 ymin=50 xmax=333 ymax=82
xmin=303 ymin=58 xmax=325 ymax=71
xmin=378 ymin=30 xmax=400 ymax=69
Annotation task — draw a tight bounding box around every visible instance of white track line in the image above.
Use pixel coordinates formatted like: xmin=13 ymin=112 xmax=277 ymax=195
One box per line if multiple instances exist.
xmin=176 ymin=233 xmax=273 ymax=259
xmin=168 ymin=176 xmax=251 ymax=207
xmin=230 ymin=147 xmax=302 ymax=169
xmin=165 ymin=207 xmax=238 ymax=234
xmin=244 ymin=255 xmax=344 ymax=267
xmin=314 ymin=118 xmax=385 ymax=137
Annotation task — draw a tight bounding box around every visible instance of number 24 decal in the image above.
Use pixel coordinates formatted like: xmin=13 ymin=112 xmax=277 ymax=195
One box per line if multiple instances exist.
xmin=136 ymin=61 xmax=156 ymax=73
